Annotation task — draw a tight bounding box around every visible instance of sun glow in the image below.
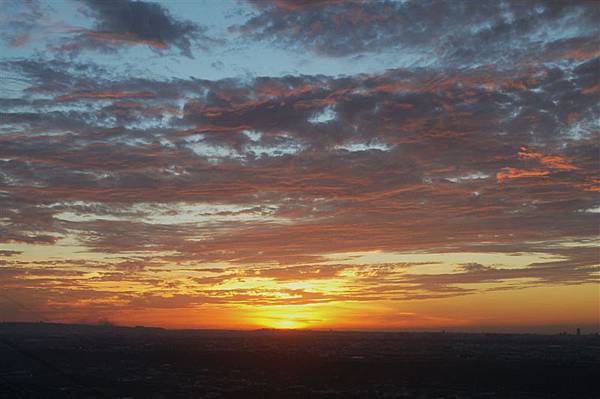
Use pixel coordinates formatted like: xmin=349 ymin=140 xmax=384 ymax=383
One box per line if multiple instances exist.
xmin=245 ymin=304 xmax=329 ymax=329
xmin=263 ymin=318 xmax=307 ymax=329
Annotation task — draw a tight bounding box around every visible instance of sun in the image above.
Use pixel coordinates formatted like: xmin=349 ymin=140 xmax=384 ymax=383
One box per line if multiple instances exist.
xmin=247 ymin=306 xmax=317 ymax=330
xmin=265 ymin=319 xmax=306 ymax=329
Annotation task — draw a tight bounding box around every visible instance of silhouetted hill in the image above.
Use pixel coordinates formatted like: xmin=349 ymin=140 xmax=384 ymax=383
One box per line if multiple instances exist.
xmin=0 ymin=321 xmax=165 ymax=336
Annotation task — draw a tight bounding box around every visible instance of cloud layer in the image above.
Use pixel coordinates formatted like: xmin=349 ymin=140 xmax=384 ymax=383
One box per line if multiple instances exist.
xmin=236 ymin=0 xmax=600 ymax=64
xmin=0 ymin=0 xmax=598 ymax=328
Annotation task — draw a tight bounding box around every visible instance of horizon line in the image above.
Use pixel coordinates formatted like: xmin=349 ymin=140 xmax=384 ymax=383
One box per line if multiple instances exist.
xmin=1 ymin=321 xmax=597 ymax=336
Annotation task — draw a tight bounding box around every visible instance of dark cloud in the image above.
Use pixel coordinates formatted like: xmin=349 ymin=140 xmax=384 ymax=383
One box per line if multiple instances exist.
xmin=457 ymin=263 xmax=493 ymax=273
xmin=61 ymin=0 xmax=220 ymax=56
xmin=234 ymin=0 xmax=600 ymax=65
xmin=0 ymin=250 xmax=23 ymax=257
xmin=1 ymin=56 xmax=598 ymax=252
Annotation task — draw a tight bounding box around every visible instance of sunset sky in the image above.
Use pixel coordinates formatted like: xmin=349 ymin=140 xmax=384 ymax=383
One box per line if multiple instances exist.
xmin=0 ymin=0 xmax=598 ymax=332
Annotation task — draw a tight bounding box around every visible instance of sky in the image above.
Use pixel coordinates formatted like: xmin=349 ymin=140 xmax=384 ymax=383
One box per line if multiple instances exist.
xmin=0 ymin=0 xmax=599 ymax=333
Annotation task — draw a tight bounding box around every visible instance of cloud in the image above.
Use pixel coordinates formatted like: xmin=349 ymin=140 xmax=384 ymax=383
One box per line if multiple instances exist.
xmin=457 ymin=263 xmax=493 ymax=273
xmin=1 ymin=57 xmax=598 ymax=252
xmin=233 ymin=0 xmax=600 ymax=65
xmin=496 ymin=146 xmax=585 ymax=182
xmin=0 ymin=250 xmax=23 ymax=257
xmin=1 ymin=45 xmax=598 ymax=322
xmin=496 ymin=167 xmax=550 ymax=182
xmin=60 ymin=0 xmax=220 ymax=56
xmin=55 ymin=90 xmax=156 ymax=102
xmin=0 ymin=0 xmax=58 ymax=48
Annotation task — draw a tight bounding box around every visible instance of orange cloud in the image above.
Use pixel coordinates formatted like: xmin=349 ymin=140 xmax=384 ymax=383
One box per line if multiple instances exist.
xmin=82 ymin=31 xmax=167 ymax=49
xmin=496 ymin=167 xmax=550 ymax=182
xmin=497 ymin=147 xmax=583 ymax=183
xmin=56 ymin=91 xmax=155 ymax=102
xmin=578 ymin=177 xmax=600 ymax=192
xmin=518 ymin=147 xmax=579 ymax=171
xmin=581 ymin=84 xmax=600 ymax=95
